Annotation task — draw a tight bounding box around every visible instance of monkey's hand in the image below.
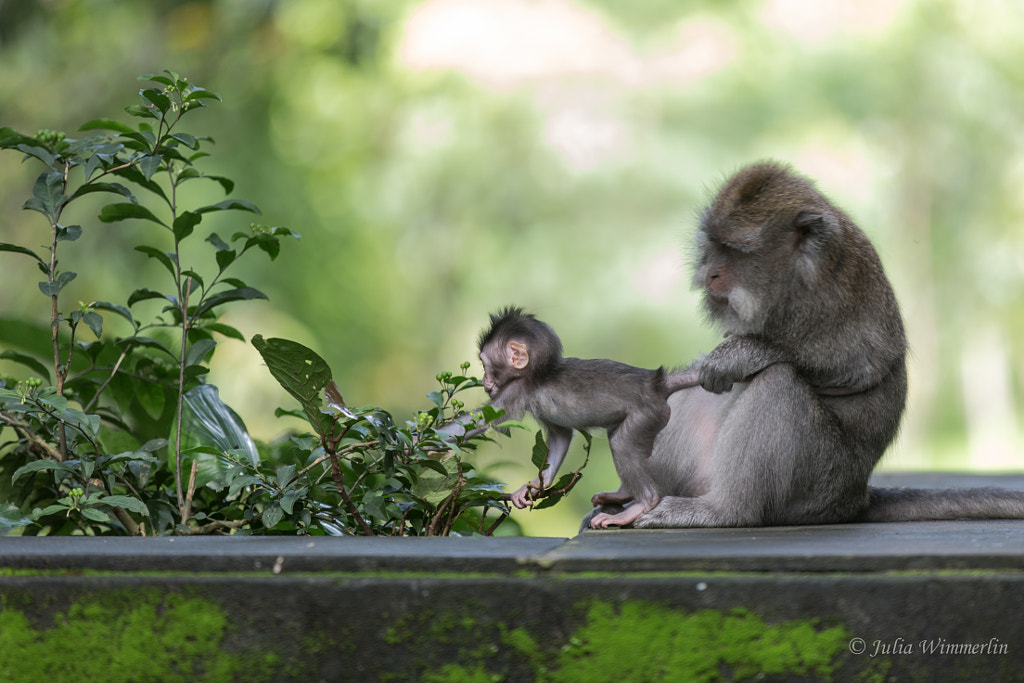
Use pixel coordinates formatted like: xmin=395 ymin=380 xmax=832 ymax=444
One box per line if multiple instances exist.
xmin=511 ymin=480 xmax=542 ymax=509
xmin=696 ymin=352 xmax=738 ymax=394
xmin=698 ymin=337 xmax=782 ymax=393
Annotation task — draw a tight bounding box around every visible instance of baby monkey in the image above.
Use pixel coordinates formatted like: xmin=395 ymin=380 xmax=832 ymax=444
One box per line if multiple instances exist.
xmin=477 ymin=307 xmax=697 ymax=529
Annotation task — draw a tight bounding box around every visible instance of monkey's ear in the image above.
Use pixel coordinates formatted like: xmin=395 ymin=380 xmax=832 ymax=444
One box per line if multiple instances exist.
xmin=793 ymin=210 xmax=838 ymax=282
xmin=793 ymin=211 xmax=837 ymax=249
xmin=508 ymin=341 xmax=530 ymax=369
xmin=794 ymin=211 xmax=836 ymax=235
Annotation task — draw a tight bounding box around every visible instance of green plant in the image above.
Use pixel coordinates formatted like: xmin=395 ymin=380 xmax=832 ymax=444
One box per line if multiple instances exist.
xmin=250 ymin=337 xmax=514 ymax=535
xmin=0 ymin=71 xmax=295 ymax=534
xmin=0 ymin=71 xmax=542 ymax=536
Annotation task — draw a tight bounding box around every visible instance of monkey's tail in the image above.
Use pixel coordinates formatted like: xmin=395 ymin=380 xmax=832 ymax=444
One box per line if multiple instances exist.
xmin=863 ymin=486 xmax=1024 ymax=522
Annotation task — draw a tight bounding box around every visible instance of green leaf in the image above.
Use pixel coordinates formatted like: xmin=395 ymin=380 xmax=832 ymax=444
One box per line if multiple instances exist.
xmin=140 ymin=73 xmax=175 ymax=87
xmin=215 ymin=249 xmax=236 ymax=271
xmin=81 ymin=508 xmax=112 ymax=523
xmin=55 ymin=224 xmax=82 ymax=242
xmin=70 ymin=182 xmax=137 ymax=203
xmin=12 ymin=459 xmax=74 ymax=483
xmin=38 ymin=271 xmax=76 ymax=296
xmin=185 ymin=88 xmax=222 ymax=103
xmin=195 ymin=287 xmax=268 ymax=317
xmin=205 ymin=175 xmax=234 ymax=194
xmin=124 ymin=104 xmax=158 ymax=120
xmin=276 ymin=465 xmax=297 ymax=489
xmin=111 ymin=165 xmax=167 ymax=202
xmin=138 ymin=154 xmax=162 ymax=180
xmin=182 ymin=270 xmax=205 ymax=291
xmin=206 ymin=232 xmax=230 ymax=251
xmin=78 ymin=118 xmax=134 ymax=134
xmin=0 ymin=243 xmax=46 ymax=265
xmin=117 ymin=335 xmax=175 ymax=359
xmin=262 ymin=504 xmax=285 ymax=529
xmin=201 ymin=322 xmax=245 ymax=342
xmin=140 ymin=438 xmax=169 ymax=452
xmin=134 ymin=246 xmax=176 ymax=276
xmin=140 ymin=88 xmax=171 ymax=113
xmin=92 ymin=301 xmax=135 ymax=328
xmin=196 ymin=199 xmax=261 ymax=216
xmin=126 ymin=288 xmax=172 ymax=307
xmin=0 ymin=127 xmax=38 ymax=149
xmin=0 ymin=350 xmax=51 ymax=380
xmin=280 ymin=488 xmax=306 ymax=515
xmin=82 ymin=311 xmax=103 ymax=338
xmin=418 ymin=459 xmax=450 ymax=477
xmin=172 ymin=211 xmax=202 ymax=241
xmin=0 ymin=503 xmax=32 ymax=529
xmin=98 ymin=495 xmax=150 ymax=516
xmin=530 ymin=430 xmax=549 ymax=471
xmin=228 ymin=474 xmax=262 ymax=498
xmin=23 ymin=172 xmax=66 ymax=221
xmin=184 ymin=338 xmax=216 ymax=368
xmin=251 ymin=335 xmax=334 ymax=432
xmin=16 ymin=144 xmax=56 ymax=169
xmin=170 ymin=133 xmax=198 ymax=149
xmin=99 ymin=203 xmax=168 ymax=227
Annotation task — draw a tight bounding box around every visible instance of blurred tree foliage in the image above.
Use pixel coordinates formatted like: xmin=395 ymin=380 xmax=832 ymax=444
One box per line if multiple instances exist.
xmin=1 ymin=0 xmax=1022 ymax=536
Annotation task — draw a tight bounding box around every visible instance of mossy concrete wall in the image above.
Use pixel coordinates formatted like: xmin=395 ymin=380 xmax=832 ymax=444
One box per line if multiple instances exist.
xmin=3 ymin=476 xmax=1024 ymax=682
xmin=3 ymin=519 xmax=1024 ymax=682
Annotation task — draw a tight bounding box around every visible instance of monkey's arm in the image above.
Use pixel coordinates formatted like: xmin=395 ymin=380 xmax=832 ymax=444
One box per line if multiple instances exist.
xmin=697 ymin=335 xmax=787 ymax=393
xmin=510 ymin=424 xmax=572 ymax=509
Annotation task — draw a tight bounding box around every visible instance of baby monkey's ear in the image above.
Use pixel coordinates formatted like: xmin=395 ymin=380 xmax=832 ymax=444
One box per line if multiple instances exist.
xmin=508 ymin=340 xmax=529 ymax=369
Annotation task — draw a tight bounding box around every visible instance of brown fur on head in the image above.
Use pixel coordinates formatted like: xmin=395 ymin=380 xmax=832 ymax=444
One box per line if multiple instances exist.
xmin=477 ymin=307 xmax=562 ymax=398
xmin=693 ymin=161 xmax=863 ymax=336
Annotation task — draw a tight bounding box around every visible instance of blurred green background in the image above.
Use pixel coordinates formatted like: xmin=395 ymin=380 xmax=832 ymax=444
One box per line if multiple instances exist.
xmin=1 ymin=0 xmax=1022 ymax=537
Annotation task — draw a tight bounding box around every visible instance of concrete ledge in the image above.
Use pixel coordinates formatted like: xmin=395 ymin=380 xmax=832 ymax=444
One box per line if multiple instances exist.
xmin=2 ymin=473 xmax=1023 ymax=682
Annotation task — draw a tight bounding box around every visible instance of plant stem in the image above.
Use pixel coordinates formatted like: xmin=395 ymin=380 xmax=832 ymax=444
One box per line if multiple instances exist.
xmin=174 ymin=276 xmax=191 ymax=520
xmin=327 ymin=451 xmax=373 ymax=536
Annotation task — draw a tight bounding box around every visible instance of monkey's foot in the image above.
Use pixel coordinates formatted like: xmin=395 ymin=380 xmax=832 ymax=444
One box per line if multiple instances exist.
xmin=590 ymin=504 xmax=647 ymax=529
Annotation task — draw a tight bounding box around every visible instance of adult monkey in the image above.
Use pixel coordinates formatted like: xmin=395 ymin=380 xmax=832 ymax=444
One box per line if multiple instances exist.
xmin=591 ymin=161 xmax=1024 ymax=529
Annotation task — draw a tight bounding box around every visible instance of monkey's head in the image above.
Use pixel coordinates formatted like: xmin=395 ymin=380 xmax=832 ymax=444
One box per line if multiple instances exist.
xmin=693 ymin=161 xmax=846 ymax=336
xmin=477 ymin=307 xmax=562 ymax=399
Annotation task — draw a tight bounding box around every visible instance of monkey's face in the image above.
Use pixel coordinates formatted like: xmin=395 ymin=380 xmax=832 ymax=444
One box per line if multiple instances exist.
xmin=479 ymin=344 xmax=510 ymax=399
xmin=479 ymin=339 xmax=530 ymax=400
xmin=693 ymin=232 xmax=764 ymax=335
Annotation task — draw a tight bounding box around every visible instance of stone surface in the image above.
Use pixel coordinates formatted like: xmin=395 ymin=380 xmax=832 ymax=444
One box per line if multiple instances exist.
xmin=2 ymin=472 xmax=1024 ymax=681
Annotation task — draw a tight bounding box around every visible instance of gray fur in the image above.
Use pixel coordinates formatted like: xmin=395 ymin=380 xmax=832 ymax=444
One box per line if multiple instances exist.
xmin=589 ymin=161 xmax=1024 ymax=530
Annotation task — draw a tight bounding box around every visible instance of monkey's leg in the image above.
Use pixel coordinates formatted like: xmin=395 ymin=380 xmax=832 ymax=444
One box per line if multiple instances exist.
xmin=600 ymin=413 xmax=665 ymax=527
xmin=591 ymin=487 xmax=633 ymax=506
xmin=637 ymin=363 xmax=842 ymax=528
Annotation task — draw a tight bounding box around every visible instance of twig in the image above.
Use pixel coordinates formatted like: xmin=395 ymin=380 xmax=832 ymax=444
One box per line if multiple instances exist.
xmin=328 ymin=451 xmax=374 ymax=536
xmin=0 ymin=411 xmax=65 ymax=461
xmin=293 ymin=440 xmax=377 ymax=482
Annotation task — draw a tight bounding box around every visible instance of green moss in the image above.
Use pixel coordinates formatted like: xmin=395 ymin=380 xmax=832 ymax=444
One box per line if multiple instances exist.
xmin=421 ymin=663 xmax=502 ymax=683
xmin=378 ymin=599 xmax=849 ymax=682
xmin=0 ymin=591 xmax=277 ymax=683
xmin=547 ymin=601 xmax=849 ymax=683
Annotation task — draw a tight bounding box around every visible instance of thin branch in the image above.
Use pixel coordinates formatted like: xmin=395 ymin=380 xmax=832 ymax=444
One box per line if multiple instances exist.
xmin=0 ymin=411 xmax=64 ymax=461
xmin=327 ymin=450 xmax=373 ymax=536
xmin=293 ymin=441 xmax=377 ymax=482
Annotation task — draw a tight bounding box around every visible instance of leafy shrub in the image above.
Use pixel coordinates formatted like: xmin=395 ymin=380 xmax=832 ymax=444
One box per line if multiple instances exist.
xmin=0 ymin=71 xmax=564 ymax=536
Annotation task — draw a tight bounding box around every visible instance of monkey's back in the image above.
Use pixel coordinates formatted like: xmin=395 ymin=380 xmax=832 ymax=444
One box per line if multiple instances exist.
xmin=526 ymin=358 xmax=666 ymax=431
